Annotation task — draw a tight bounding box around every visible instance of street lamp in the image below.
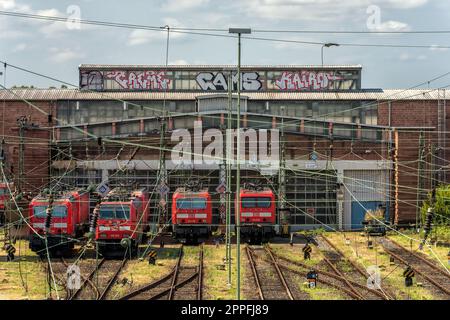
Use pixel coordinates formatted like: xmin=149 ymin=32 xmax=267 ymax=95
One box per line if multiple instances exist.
xmin=229 ymin=27 xmax=251 ymax=301
xmin=321 ymin=43 xmax=339 ymax=66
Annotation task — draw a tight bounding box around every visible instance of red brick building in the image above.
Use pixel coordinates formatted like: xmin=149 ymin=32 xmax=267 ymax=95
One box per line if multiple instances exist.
xmin=0 ymin=65 xmax=448 ymax=230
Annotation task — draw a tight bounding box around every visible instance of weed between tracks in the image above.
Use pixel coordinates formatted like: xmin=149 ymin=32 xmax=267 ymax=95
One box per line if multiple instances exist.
xmin=325 ymin=233 xmax=435 ymax=300
xmin=388 ymin=232 xmax=449 ymax=267
xmin=203 ymin=245 xmax=245 ymax=300
xmin=269 ymin=243 xmax=345 ymax=300
xmin=107 ymin=244 xmax=181 ymax=299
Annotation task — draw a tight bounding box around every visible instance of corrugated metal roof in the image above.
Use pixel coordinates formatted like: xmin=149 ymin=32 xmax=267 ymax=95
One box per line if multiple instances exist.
xmin=0 ymin=88 xmax=448 ymax=101
xmin=78 ymin=64 xmax=362 ymax=70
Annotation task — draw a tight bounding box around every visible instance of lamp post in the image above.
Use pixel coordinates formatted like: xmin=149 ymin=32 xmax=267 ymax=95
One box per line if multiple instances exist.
xmin=229 ymin=27 xmax=251 ymax=301
xmin=321 ymin=43 xmax=339 ymax=66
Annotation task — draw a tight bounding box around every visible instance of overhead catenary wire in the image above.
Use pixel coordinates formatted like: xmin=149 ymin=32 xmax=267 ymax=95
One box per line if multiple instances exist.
xmin=2 ymin=11 xmax=450 ymax=49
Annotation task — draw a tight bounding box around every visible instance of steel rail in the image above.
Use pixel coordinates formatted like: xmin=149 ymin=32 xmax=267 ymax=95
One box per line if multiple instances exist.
xmin=245 ymin=246 xmax=264 ymax=300
xmin=382 ymin=245 xmax=450 ymax=296
xmin=98 ymin=258 xmax=128 ymax=300
xmin=118 ymin=269 xmax=175 ymax=300
xmin=168 ymin=245 xmax=184 ymax=300
xmin=264 ymin=247 xmax=295 ymax=300
xmin=388 ymin=237 xmax=450 ymax=278
xmin=320 ymin=235 xmax=395 ymax=300
xmin=267 ymin=247 xmax=388 ymax=300
xmin=148 ymin=272 xmax=198 ymax=300
xmin=278 ymin=263 xmax=362 ymax=300
xmin=197 ymin=244 xmax=204 ymax=300
xmin=68 ymin=258 xmax=104 ymax=300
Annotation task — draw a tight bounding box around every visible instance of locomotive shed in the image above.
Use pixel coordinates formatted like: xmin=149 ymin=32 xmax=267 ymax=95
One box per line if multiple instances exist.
xmin=0 ymin=64 xmax=449 ymax=300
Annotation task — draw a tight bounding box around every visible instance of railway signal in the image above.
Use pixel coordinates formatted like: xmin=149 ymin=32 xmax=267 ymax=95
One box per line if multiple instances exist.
xmin=4 ymin=243 xmax=15 ymax=261
xmin=306 ymin=270 xmax=318 ymax=288
xmin=403 ymin=266 xmax=415 ymax=287
xmin=148 ymin=249 xmax=157 ymax=265
xmin=302 ymin=243 xmax=312 ymax=260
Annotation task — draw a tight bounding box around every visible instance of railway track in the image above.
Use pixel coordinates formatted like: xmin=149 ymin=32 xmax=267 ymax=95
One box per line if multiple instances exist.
xmin=40 ymin=257 xmax=71 ymax=299
xmin=246 ymin=245 xmax=295 ymax=300
xmin=68 ymin=258 xmax=128 ymax=300
xmin=267 ymin=245 xmax=386 ymax=300
xmin=380 ymin=237 xmax=450 ymax=299
xmin=317 ymin=235 xmax=394 ymax=300
xmin=119 ymin=244 xmax=204 ymax=300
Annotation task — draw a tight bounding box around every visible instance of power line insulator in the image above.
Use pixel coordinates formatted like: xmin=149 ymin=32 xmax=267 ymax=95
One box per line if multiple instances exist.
xmin=44 ymin=193 xmax=54 ymax=233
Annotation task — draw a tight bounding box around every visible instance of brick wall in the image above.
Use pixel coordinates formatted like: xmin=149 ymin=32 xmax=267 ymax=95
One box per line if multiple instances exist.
xmin=0 ymin=100 xmax=55 ymax=194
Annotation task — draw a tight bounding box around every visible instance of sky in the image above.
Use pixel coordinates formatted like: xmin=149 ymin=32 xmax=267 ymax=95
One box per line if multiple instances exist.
xmin=1 ymin=0 xmax=450 ymax=89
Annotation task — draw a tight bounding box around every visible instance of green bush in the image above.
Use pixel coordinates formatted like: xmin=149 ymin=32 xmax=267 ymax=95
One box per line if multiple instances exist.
xmin=421 ymin=184 xmax=450 ymax=226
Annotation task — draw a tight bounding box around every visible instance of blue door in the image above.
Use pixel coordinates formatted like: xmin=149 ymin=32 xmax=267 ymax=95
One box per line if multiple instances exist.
xmin=351 ymin=201 xmax=383 ymax=230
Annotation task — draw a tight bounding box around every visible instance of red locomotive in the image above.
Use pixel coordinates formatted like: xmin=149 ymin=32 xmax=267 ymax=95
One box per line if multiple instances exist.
xmin=236 ymin=186 xmax=276 ymax=243
xmin=29 ymin=190 xmax=91 ymax=254
xmin=95 ymin=188 xmax=150 ymax=255
xmin=172 ymin=187 xmax=212 ymax=243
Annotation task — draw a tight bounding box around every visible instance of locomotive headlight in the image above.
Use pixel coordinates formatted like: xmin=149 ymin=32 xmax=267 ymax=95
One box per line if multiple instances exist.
xmin=259 ymin=212 xmax=272 ymax=217
xmin=99 ymin=226 xmax=110 ymax=231
xmin=241 ymin=212 xmax=253 ymax=217
xmin=119 ymin=226 xmax=131 ymax=231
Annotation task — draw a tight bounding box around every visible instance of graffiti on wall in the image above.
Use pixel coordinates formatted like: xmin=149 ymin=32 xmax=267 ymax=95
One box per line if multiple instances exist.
xmin=275 ymin=71 xmax=344 ymax=91
xmin=196 ymin=72 xmax=262 ymax=91
xmin=80 ymin=70 xmax=104 ymax=90
xmin=104 ymin=71 xmax=171 ymax=90
xmin=79 ymin=67 xmax=359 ymax=91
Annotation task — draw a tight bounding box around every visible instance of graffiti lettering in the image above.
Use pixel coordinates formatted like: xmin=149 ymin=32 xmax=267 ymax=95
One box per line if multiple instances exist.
xmin=275 ymin=71 xmax=343 ymax=91
xmin=105 ymin=71 xmax=171 ymax=90
xmin=196 ymin=72 xmax=262 ymax=91
xmin=80 ymin=70 xmax=103 ymax=90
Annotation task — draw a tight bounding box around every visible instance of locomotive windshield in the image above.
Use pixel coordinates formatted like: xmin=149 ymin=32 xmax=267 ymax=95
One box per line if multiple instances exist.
xmin=241 ymin=197 xmax=272 ymax=208
xmin=176 ymin=197 xmax=207 ymax=210
xmin=99 ymin=205 xmax=130 ymax=220
xmin=33 ymin=205 xmax=68 ymax=218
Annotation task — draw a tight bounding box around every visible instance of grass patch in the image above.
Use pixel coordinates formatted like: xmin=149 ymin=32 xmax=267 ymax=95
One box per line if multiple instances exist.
xmin=108 ymin=244 xmax=180 ymax=299
xmin=388 ymin=230 xmax=449 ymax=269
xmin=0 ymin=240 xmax=48 ymax=300
xmin=325 ymin=232 xmax=436 ymax=300
xmin=203 ymin=244 xmax=246 ymax=300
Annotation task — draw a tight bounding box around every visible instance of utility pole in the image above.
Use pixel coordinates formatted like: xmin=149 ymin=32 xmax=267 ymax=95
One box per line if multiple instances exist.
xmin=394 ymin=129 xmax=399 ymax=226
xmin=226 ymin=71 xmax=232 ymax=286
xmin=17 ymin=116 xmax=27 ymax=193
xmin=278 ymin=106 xmax=287 ymax=235
xmin=415 ymin=131 xmax=425 ymax=228
xmin=229 ymin=27 xmax=251 ymax=300
xmin=157 ymin=25 xmax=170 ymax=232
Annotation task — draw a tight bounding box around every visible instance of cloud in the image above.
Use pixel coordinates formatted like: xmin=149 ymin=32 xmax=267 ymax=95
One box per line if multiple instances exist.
xmin=237 ymin=0 xmax=428 ymax=21
xmin=161 ymin=0 xmax=210 ymax=12
xmin=12 ymin=42 xmax=26 ymax=52
xmin=399 ymin=52 xmax=427 ymax=61
xmin=371 ymin=20 xmax=411 ymax=32
xmin=48 ymin=47 xmax=85 ymax=63
xmin=170 ymin=59 xmax=188 ymax=65
xmin=429 ymin=45 xmax=449 ymax=52
xmin=127 ymin=17 xmax=184 ymax=46
xmin=384 ymin=0 xmax=428 ymax=9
